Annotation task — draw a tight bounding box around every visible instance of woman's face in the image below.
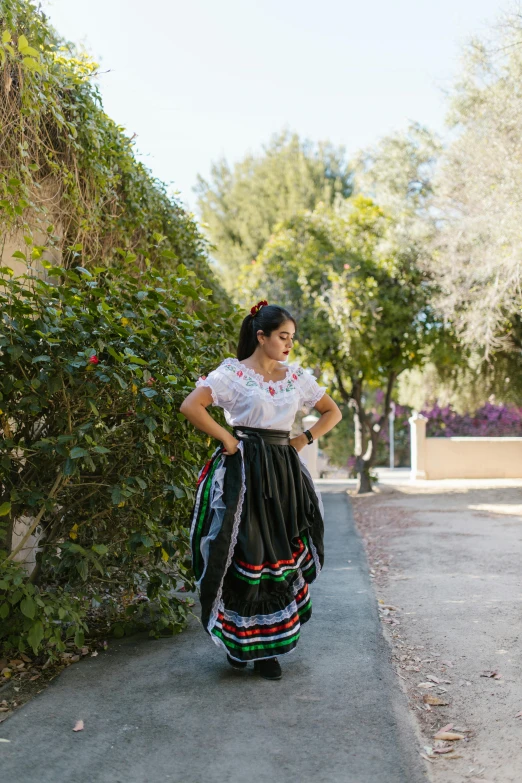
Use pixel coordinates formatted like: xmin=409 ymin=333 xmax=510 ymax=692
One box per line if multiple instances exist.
xmin=258 ymin=319 xmax=296 ymax=361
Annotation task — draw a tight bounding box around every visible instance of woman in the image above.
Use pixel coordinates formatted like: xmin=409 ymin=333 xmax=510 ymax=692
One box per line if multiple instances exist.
xmin=179 ymin=301 xmax=342 ymax=680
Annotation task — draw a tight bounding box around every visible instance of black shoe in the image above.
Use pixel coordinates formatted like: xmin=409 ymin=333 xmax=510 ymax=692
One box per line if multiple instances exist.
xmin=227 ymin=653 xmax=247 ymax=669
xmin=254 ymin=657 xmax=282 ymax=680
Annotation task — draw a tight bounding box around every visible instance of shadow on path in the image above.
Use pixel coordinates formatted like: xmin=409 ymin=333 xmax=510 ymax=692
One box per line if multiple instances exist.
xmin=1 ymin=485 xmax=428 ymax=783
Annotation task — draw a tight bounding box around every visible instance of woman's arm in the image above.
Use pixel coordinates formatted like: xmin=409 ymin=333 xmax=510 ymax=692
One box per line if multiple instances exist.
xmin=180 ymin=387 xmax=238 ymax=453
xmin=290 ymin=393 xmax=343 ymax=452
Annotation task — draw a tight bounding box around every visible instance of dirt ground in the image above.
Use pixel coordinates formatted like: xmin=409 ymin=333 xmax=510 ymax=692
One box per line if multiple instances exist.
xmin=350 ymin=478 xmax=522 ymax=783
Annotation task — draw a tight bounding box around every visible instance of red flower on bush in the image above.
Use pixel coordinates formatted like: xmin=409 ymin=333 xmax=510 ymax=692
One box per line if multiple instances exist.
xmin=88 ymin=355 xmax=99 ymax=364
xmin=146 ymin=377 xmax=156 ymax=386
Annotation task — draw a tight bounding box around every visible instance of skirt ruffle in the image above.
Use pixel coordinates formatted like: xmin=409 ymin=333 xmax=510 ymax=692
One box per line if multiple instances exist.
xmin=189 ymin=431 xmax=324 ymax=662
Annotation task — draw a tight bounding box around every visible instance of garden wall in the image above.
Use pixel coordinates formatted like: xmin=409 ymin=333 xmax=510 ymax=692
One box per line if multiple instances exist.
xmin=410 ymin=414 xmax=522 ymax=480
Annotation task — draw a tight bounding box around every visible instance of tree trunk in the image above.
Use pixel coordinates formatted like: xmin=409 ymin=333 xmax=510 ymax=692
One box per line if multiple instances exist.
xmin=350 ymin=381 xmax=374 ymax=494
xmin=331 ymin=360 xmax=398 ymax=494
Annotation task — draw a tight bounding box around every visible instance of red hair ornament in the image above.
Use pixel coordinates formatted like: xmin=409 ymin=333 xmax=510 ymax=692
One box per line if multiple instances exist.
xmin=250 ymin=299 xmax=268 ymax=316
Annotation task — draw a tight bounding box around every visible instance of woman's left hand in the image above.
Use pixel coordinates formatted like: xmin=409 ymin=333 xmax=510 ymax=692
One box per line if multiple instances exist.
xmin=289 ymin=433 xmax=308 ymax=453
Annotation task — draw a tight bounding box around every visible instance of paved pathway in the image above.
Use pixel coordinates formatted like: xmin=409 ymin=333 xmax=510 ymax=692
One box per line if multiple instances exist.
xmin=1 ymin=485 xmax=427 ymax=783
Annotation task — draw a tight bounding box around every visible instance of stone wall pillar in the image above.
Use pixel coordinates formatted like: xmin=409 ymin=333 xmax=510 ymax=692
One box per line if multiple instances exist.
xmin=409 ymin=412 xmax=427 ymax=481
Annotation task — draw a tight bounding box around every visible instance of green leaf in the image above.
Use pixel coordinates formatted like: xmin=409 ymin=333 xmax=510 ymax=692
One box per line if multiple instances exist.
xmin=11 ymin=250 xmax=26 ymax=260
xmin=76 ymin=560 xmax=88 ymax=581
xmin=70 ymin=447 xmax=89 ymax=459
xmin=126 ymin=356 xmax=148 ymax=366
xmin=20 ymin=595 xmax=36 ymax=619
xmin=0 ymin=502 xmax=11 ymax=517
xmin=92 ymin=543 xmax=108 ymax=555
xmin=107 ymin=346 xmax=123 ymax=363
xmin=92 ymin=445 xmax=110 ymax=454
xmin=88 ymin=399 xmax=100 ymax=416
xmin=21 ymin=45 xmax=39 ymax=57
xmin=63 ymin=458 xmax=76 ymax=476
xmin=17 ymin=34 xmax=29 ymax=51
xmin=113 ymin=373 xmax=127 ymax=389
xmin=74 ymin=629 xmax=85 ymax=647
xmin=164 ymin=483 xmax=185 ymax=499
xmin=111 ymin=486 xmax=123 ymax=505
xmin=31 ymin=355 xmax=51 ymax=363
xmin=2 ymin=31 xmax=12 ymax=43
xmin=22 ymin=57 xmax=43 ymax=73
xmin=0 ymin=603 xmax=9 ymax=619
xmin=27 ymin=620 xmax=44 ymax=653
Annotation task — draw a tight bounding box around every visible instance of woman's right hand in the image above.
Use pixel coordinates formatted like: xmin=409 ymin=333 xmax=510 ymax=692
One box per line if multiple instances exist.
xmin=222 ymin=436 xmax=240 ymax=456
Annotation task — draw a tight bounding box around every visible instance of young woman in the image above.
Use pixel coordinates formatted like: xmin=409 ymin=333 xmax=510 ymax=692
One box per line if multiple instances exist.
xmin=179 ymin=301 xmax=342 ymax=680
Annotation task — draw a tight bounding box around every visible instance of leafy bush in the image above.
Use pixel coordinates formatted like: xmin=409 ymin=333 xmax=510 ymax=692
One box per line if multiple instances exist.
xmin=0 ymin=261 xmax=238 ymax=655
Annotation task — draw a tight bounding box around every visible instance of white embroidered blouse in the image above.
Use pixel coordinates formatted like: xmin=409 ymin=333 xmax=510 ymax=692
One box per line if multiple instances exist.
xmin=195 ymin=357 xmax=327 ymax=431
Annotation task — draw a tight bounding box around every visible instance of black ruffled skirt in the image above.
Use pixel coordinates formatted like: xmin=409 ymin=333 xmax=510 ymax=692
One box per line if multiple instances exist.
xmin=189 ymin=425 xmax=325 ymax=662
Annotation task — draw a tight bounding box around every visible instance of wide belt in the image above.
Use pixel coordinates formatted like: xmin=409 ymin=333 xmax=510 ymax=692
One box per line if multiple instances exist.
xmin=232 ymin=425 xmax=290 ymax=499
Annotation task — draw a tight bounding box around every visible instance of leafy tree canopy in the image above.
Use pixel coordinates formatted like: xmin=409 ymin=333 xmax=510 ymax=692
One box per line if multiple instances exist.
xmin=432 ymin=11 xmax=522 ymax=357
xmin=195 ymin=130 xmax=352 ymax=289
xmin=241 ymin=196 xmax=453 ymax=490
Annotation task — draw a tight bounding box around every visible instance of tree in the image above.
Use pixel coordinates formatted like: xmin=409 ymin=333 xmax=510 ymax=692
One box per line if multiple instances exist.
xmin=351 ymin=121 xmax=441 ymax=217
xmin=432 ymin=12 xmax=522 ymax=357
xmin=244 ymin=196 xmax=446 ymax=492
xmin=195 ymin=130 xmax=351 ymax=290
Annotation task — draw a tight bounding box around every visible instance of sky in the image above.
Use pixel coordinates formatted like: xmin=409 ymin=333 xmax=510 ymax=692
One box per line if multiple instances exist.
xmin=42 ymin=0 xmax=506 ymax=214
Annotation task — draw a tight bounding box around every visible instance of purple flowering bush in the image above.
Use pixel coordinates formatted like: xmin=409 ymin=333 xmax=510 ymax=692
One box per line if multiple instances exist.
xmin=422 ymin=402 xmax=522 ymax=437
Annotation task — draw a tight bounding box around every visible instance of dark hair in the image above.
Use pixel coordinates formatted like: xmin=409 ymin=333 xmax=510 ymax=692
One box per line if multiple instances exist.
xmin=236 ymin=304 xmax=296 ymax=361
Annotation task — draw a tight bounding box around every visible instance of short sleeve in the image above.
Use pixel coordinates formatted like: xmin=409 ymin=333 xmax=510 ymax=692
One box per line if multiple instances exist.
xmin=195 ymin=367 xmax=237 ymax=409
xmin=298 ymin=369 xmax=327 ymax=409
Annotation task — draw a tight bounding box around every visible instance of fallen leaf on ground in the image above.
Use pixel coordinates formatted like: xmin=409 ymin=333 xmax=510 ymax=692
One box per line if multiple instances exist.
xmin=423 ymin=694 xmax=449 ymax=706
xmin=72 ymin=720 xmax=84 ymax=732
xmin=426 ymin=675 xmax=440 ymax=683
xmin=433 ymin=731 xmax=465 ymax=741
xmin=417 ymin=682 xmax=437 ymax=689
xmin=515 ymin=711 xmax=522 ymax=718
xmin=0 ymin=738 xmax=11 ymax=743
xmin=481 ymin=669 xmax=501 ymax=679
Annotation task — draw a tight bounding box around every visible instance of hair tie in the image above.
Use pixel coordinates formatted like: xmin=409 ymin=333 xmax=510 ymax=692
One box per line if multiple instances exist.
xmin=250 ymin=300 xmax=268 ymax=316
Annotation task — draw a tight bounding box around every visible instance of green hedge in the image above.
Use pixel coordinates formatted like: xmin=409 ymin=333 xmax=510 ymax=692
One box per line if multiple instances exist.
xmin=0 ymin=1 xmax=241 ymax=655
xmin=0 ymin=262 xmax=237 ymax=654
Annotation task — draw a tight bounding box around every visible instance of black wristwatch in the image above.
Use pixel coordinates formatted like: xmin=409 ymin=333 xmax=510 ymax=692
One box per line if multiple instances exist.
xmin=303 ymin=429 xmax=314 ymax=445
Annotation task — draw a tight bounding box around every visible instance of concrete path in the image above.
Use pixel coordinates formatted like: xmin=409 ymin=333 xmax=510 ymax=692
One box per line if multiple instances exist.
xmin=1 ymin=485 xmax=427 ymax=783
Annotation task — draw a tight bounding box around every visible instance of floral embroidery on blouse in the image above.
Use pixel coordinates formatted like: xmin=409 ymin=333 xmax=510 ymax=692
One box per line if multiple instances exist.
xmin=219 ymin=358 xmax=304 ymax=399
